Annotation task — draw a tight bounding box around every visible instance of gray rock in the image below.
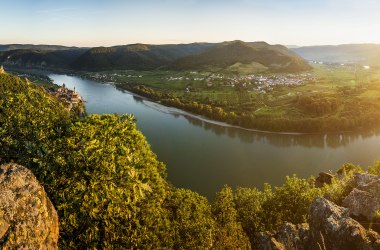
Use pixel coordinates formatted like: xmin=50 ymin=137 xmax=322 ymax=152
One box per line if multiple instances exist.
xmin=315 ymin=172 xmax=334 ymax=188
xmin=354 ymin=173 xmax=380 ymax=188
xmin=309 ymin=197 xmax=380 ymax=250
xmin=0 ymin=163 xmax=59 ymax=249
xmin=256 ymin=232 xmax=285 ymax=250
xmin=343 ymin=173 xmax=380 ymax=220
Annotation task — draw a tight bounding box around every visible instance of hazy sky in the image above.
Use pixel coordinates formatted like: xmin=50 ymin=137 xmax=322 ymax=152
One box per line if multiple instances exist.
xmin=1 ymin=0 xmax=380 ymax=46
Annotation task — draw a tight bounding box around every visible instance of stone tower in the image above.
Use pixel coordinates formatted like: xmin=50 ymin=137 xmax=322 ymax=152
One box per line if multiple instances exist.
xmin=0 ymin=65 xmax=5 ymax=74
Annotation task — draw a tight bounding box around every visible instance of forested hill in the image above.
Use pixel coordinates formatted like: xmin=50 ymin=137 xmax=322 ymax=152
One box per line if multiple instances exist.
xmin=170 ymin=41 xmax=312 ymax=73
xmin=2 ymin=71 xmax=380 ymax=249
xmin=70 ymin=43 xmax=216 ymax=71
xmin=0 ymin=41 xmax=310 ymax=72
xmin=0 ymin=44 xmax=84 ymax=51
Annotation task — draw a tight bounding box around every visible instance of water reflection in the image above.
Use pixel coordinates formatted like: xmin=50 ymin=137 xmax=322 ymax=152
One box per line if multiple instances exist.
xmin=181 ymin=114 xmax=380 ymax=149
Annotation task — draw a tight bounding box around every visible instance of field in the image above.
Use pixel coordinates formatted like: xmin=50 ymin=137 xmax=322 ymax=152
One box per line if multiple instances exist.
xmin=81 ymin=63 xmax=380 ymax=132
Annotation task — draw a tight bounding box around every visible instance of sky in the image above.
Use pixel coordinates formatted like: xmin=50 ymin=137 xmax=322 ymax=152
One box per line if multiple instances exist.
xmin=1 ymin=0 xmax=380 ymax=47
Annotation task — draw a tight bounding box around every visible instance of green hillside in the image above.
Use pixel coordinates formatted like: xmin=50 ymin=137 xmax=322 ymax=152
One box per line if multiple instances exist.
xmin=170 ymin=41 xmax=312 ymax=73
xmin=0 ymin=48 xmax=88 ymax=69
xmin=0 ymin=41 xmax=310 ymax=73
xmin=70 ymin=43 xmax=215 ymax=71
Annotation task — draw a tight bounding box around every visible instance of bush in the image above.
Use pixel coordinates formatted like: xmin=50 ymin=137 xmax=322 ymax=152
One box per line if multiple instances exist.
xmin=368 ymin=161 xmax=380 ymax=175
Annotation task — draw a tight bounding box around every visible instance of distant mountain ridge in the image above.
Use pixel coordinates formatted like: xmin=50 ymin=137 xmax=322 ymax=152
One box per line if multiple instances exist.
xmin=292 ymin=44 xmax=380 ymax=66
xmin=170 ymin=41 xmax=311 ymax=72
xmin=0 ymin=44 xmax=85 ymax=51
xmin=0 ymin=41 xmax=310 ymax=72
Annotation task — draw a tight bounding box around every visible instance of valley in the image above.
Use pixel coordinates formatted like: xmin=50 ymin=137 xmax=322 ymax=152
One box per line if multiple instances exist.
xmin=78 ymin=62 xmax=380 ymax=133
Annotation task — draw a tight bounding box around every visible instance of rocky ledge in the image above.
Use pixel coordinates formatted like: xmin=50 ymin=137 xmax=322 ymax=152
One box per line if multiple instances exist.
xmin=0 ymin=163 xmax=59 ymax=249
xmin=259 ymin=173 xmax=380 ymax=250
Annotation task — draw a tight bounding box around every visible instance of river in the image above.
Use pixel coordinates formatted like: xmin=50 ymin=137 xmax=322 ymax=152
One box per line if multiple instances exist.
xmin=50 ymin=74 xmax=380 ymax=199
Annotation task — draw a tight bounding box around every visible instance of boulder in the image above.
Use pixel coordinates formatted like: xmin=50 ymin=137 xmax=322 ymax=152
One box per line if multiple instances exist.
xmin=0 ymin=163 xmax=59 ymax=249
xmin=308 ymin=197 xmax=380 ymax=250
xmin=315 ymin=172 xmax=334 ymax=188
xmin=342 ymin=173 xmax=380 ymax=220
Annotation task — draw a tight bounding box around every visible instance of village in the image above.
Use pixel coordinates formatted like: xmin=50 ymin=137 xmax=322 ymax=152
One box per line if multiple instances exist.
xmin=169 ymin=72 xmax=316 ymax=93
xmin=85 ymin=70 xmax=316 ymax=94
xmin=47 ymin=84 xmax=84 ymax=112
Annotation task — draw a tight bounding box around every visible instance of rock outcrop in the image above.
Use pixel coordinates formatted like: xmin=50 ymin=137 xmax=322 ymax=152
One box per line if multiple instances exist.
xmin=342 ymin=173 xmax=380 ymax=220
xmin=0 ymin=163 xmax=59 ymax=249
xmin=258 ymin=197 xmax=380 ymax=250
xmin=257 ymin=223 xmax=309 ymax=250
xmin=309 ymin=197 xmax=380 ymax=250
xmin=315 ymin=172 xmax=334 ymax=188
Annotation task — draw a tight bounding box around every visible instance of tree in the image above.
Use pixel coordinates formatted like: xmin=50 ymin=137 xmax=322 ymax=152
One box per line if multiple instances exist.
xmin=167 ymin=188 xmax=215 ymax=249
xmin=212 ymin=185 xmax=250 ymax=249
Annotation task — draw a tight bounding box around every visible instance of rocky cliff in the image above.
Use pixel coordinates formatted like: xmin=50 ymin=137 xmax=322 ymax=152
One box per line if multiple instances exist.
xmin=0 ymin=163 xmax=59 ymax=249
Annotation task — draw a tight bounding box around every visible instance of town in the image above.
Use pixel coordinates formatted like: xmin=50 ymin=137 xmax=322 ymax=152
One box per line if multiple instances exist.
xmin=169 ymin=72 xmax=316 ymax=93
xmin=83 ymin=70 xmax=316 ymax=94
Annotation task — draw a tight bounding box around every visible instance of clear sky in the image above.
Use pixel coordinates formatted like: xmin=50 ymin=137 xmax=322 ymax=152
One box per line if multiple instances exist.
xmin=1 ymin=0 xmax=380 ymax=47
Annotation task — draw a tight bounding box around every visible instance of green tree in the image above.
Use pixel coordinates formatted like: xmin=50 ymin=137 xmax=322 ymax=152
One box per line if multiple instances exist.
xmin=167 ymin=188 xmax=215 ymax=249
xmin=262 ymin=176 xmax=322 ymax=230
xmin=212 ymin=185 xmax=250 ymax=249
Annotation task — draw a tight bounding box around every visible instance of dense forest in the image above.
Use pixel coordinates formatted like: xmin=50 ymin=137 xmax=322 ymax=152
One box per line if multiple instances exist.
xmin=1 ymin=72 xmax=379 ymax=248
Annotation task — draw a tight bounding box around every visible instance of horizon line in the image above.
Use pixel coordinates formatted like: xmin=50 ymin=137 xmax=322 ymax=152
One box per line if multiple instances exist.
xmin=2 ymin=40 xmax=380 ymax=48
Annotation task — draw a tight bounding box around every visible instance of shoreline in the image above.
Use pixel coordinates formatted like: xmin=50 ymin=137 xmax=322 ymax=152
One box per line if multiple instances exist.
xmin=62 ymin=73 xmax=361 ymax=136
xmin=13 ymin=68 xmax=366 ymax=136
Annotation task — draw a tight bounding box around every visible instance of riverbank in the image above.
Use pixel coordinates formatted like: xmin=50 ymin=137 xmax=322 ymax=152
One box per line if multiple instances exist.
xmin=78 ymin=67 xmax=380 ymax=134
xmin=8 ymin=66 xmax=380 ymax=134
xmin=48 ymin=73 xmax=380 ymax=199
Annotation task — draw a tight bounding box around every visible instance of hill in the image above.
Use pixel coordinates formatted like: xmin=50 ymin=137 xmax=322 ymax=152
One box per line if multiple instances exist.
xmin=0 ymin=41 xmax=310 ymax=73
xmin=170 ymin=41 xmax=312 ymax=73
xmin=0 ymin=44 xmax=84 ymax=51
xmin=292 ymin=44 xmax=380 ymax=66
xmin=0 ymin=48 xmax=88 ymax=70
xmin=70 ymin=43 xmax=215 ymax=71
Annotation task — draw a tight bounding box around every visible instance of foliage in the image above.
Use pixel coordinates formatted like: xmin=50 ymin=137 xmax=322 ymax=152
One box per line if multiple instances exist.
xmin=0 ymin=73 xmax=72 ymax=168
xmin=323 ymin=163 xmax=362 ymax=206
xmin=167 ymin=188 xmax=215 ymax=249
xmin=337 ymin=163 xmax=363 ymax=176
xmin=2 ymin=73 xmax=380 ymax=249
xmin=368 ymin=161 xmax=380 ymax=175
xmin=212 ymin=185 xmax=251 ymax=249
xmin=49 ymin=114 xmax=171 ymax=248
xmin=262 ymin=176 xmax=323 ymax=230
xmin=234 ymin=186 xmax=271 ymax=246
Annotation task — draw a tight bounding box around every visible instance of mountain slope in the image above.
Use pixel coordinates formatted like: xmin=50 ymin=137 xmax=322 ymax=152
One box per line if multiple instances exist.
xmin=292 ymin=44 xmax=380 ymax=65
xmin=0 ymin=44 xmax=84 ymax=51
xmin=0 ymin=48 xmax=88 ymax=69
xmin=70 ymin=43 xmax=216 ymax=71
xmin=170 ymin=41 xmax=311 ymax=73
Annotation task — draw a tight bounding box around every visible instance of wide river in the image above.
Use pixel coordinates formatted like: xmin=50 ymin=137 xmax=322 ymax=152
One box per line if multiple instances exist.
xmin=50 ymin=74 xmax=380 ymax=199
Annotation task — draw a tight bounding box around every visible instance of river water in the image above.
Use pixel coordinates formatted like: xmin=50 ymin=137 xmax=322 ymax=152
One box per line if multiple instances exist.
xmin=50 ymin=74 xmax=380 ymax=199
